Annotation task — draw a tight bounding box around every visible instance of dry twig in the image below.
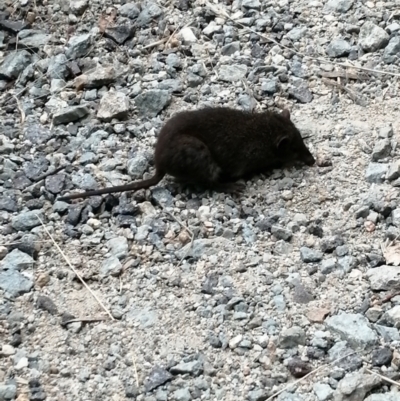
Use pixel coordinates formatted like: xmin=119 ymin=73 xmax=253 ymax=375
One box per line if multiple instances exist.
xmin=35 ymin=214 xmax=115 ymax=321
xmin=265 ymin=352 xmax=356 ymax=400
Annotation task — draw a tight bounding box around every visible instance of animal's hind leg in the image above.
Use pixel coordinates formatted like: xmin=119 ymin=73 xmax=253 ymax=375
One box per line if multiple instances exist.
xmin=164 ymin=136 xmax=222 ymax=188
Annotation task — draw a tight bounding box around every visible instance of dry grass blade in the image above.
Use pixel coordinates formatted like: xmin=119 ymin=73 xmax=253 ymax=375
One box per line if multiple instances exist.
xmin=132 ymin=354 xmax=140 ymax=387
xmin=35 ymin=214 xmax=115 ymax=321
xmin=12 ymin=95 xmax=26 ymax=124
xmin=265 ymin=352 xmax=355 ymax=400
xmin=366 ymin=368 xmax=400 ymax=387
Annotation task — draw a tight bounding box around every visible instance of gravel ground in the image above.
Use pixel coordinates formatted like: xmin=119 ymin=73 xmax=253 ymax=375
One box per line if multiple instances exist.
xmin=1 ymin=0 xmax=400 ymax=400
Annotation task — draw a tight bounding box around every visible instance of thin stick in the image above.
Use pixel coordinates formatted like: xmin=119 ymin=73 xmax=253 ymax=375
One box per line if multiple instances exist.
xmin=132 ymin=355 xmax=140 ymax=388
xmin=142 ymin=37 xmax=168 ymax=49
xmin=205 ymin=1 xmax=400 ymax=78
xmin=35 ymin=214 xmax=115 ymax=321
xmin=61 ymin=317 xmax=108 ymax=325
xmin=12 ymin=95 xmax=25 ymax=124
xmin=366 ymin=369 xmax=400 ymax=387
xmin=265 ymin=352 xmax=356 ymax=401
xmin=32 ymin=164 xmax=69 ymax=183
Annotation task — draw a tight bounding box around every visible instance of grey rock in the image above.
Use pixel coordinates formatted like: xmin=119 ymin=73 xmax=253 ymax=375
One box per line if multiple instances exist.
xmin=333 ymin=372 xmax=381 ymax=401
xmin=158 ymin=78 xmax=183 ymax=92
xmin=367 ymin=265 xmax=400 ymax=291
xmin=203 ymin=21 xmax=222 ymax=37
xmin=371 ymin=347 xmax=392 ymax=367
xmin=74 ymin=66 xmax=117 ymax=89
xmin=300 ymin=247 xmax=323 ymax=263
xmin=176 ymin=238 xmax=230 ymax=260
xmin=101 ymin=256 xmax=123 ymax=277
xmin=325 ymin=313 xmax=377 ymax=349
xmin=179 ymin=27 xmax=197 ymax=45
xmin=144 ymin=366 xmax=173 ymax=392
xmin=359 ymin=21 xmax=389 ymax=52
xmin=97 ymin=91 xmax=130 ymax=121
xmin=71 ymin=173 xmax=98 ymax=190
xmin=372 ymin=139 xmax=391 ymax=161
xmin=136 ymin=3 xmax=162 ymax=27
xmin=248 ymin=389 xmax=269 ymax=401
xmin=242 ymin=0 xmax=260 ymax=9
xmin=383 ymin=36 xmax=400 ymax=64
xmin=375 ymin=325 xmax=400 ymax=342
xmin=47 ymin=54 xmax=68 ymax=80
xmin=79 ymin=152 xmax=98 ymax=165
xmin=12 ymin=210 xmax=43 ymax=231
xmin=289 ymin=85 xmax=313 ymax=103
xmin=135 ymin=89 xmax=171 ymax=117
xmin=365 ymin=393 xmax=400 ymax=401
xmin=187 ymin=73 xmax=204 ymax=87
xmin=274 ymin=240 xmax=293 ymax=255
xmin=365 ymin=163 xmax=388 ymax=183
xmin=127 ymin=153 xmax=149 ymax=179
xmin=166 ymin=53 xmax=181 ymax=68
xmin=237 ymin=93 xmax=257 ymax=111
xmin=170 ymin=360 xmax=203 ymax=376
xmin=321 ymin=258 xmax=337 ymax=274
xmin=45 ymin=174 xmax=66 ymax=194
xmin=326 ymin=39 xmax=351 ymax=57
xmin=0 ymin=196 xmax=18 ymax=212
xmin=337 ymin=256 xmax=357 ymax=274
xmin=221 ymin=41 xmax=240 ymax=56
xmin=53 ymin=105 xmax=89 ymax=125
xmin=392 ymin=209 xmax=400 ymax=227
xmin=53 ymin=201 xmax=69 ymax=213
xmin=0 ymin=269 xmax=34 ymax=297
xmin=218 ymin=64 xmax=247 ymax=82
xmin=287 ymin=26 xmax=307 ymax=41
xmin=151 ymin=187 xmax=174 ymax=207
xmin=328 ymin=341 xmax=363 ymax=371
xmin=0 ymin=384 xmax=17 ymax=400
xmin=313 ymin=383 xmax=334 ymax=401
xmin=105 ymin=24 xmax=135 ymax=45
xmin=174 ymin=388 xmax=192 ymax=401
xmin=324 ymin=0 xmax=354 ymax=13
xmin=24 ymin=123 xmax=52 ymax=144
xmin=279 ymin=326 xmax=306 ymax=348
xmin=119 ymin=3 xmax=140 ymax=19
xmin=66 ymin=33 xmax=94 ymax=59
xmin=0 ymin=50 xmax=31 ymax=80
xmin=291 ymin=60 xmax=309 ymax=78
xmin=261 ymin=79 xmax=279 ymax=95
xmin=107 ymin=237 xmax=129 ymax=260
xmin=293 ymin=283 xmax=314 ymax=304
xmin=386 ymin=161 xmax=400 ymax=181
xmin=379 ymin=305 xmax=400 ymax=327
xmin=36 ymin=295 xmax=58 ymax=315
xmin=17 ymin=29 xmax=50 ymax=49
xmin=278 ymin=393 xmax=305 ymax=401
xmin=1 ymin=249 xmax=34 ymax=271
xmin=273 ymin=294 xmax=286 ymax=311
xmin=70 ymin=0 xmax=88 ymax=14
xmin=271 ymin=225 xmax=292 ymax=241
xmin=135 ymin=225 xmax=150 ymax=241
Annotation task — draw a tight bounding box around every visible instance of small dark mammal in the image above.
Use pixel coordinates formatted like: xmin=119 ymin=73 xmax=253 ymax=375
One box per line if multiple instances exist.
xmin=58 ymin=107 xmax=315 ymax=201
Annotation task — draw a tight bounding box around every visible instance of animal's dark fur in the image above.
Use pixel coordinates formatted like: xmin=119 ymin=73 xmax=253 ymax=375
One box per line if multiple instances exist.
xmin=58 ymin=107 xmax=315 ymax=201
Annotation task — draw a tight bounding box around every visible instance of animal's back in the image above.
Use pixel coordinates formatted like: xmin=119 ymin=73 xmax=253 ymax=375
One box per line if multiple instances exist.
xmin=156 ymin=107 xmax=286 ymax=176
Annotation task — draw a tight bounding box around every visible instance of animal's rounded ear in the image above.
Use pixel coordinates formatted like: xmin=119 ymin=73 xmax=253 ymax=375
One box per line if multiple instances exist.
xmin=281 ymin=109 xmax=290 ymax=120
xmin=276 ymin=135 xmax=290 ymax=151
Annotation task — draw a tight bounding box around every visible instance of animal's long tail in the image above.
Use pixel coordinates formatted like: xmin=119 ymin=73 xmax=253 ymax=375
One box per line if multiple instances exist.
xmin=58 ymin=171 xmax=165 ymax=201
